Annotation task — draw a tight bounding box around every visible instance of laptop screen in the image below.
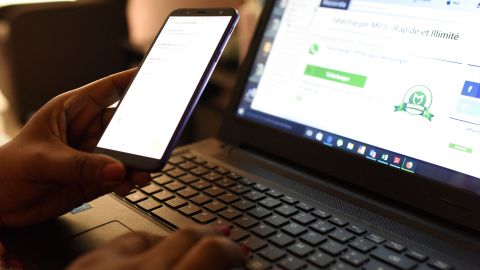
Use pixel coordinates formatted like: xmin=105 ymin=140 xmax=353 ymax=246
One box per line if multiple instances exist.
xmin=236 ymin=0 xmax=480 ymax=194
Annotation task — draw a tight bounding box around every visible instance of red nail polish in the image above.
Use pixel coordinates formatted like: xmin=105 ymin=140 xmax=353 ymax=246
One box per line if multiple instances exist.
xmin=216 ymin=224 xmax=231 ymax=236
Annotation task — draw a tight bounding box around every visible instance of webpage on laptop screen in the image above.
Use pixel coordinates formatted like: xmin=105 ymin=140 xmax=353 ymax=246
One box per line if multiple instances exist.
xmin=237 ymin=0 xmax=480 ymax=192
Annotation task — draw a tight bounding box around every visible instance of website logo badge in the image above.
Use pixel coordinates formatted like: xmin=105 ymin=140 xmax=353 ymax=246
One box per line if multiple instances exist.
xmin=394 ymin=85 xmax=434 ymax=121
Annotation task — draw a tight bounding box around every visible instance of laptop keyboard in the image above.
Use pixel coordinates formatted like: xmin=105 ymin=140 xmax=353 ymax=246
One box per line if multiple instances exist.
xmin=124 ymin=155 xmax=455 ymax=270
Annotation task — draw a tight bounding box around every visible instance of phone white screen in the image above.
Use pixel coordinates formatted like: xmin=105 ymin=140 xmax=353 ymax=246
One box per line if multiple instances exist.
xmin=98 ymin=16 xmax=231 ymax=159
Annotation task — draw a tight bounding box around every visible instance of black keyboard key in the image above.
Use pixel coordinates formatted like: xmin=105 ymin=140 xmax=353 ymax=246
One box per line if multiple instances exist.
xmin=329 ymin=229 xmax=355 ymax=243
xmin=229 ymin=184 xmax=251 ymax=195
xmin=178 ymin=174 xmax=199 ymax=184
xmin=296 ymin=202 xmax=314 ymax=212
xmin=278 ymin=256 xmax=306 ymax=270
xmin=168 ymin=156 xmax=185 ymax=165
xmin=178 ymin=204 xmax=202 ymax=216
xmin=153 ymin=175 xmax=174 ymax=185
xmin=239 ymin=177 xmax=255 ymax=186
xmin=385 ymin=240 xmax=406 ymax=252
xmin=253 ymin=183 xmax=269 ymax=192
xmin=266 ymin=189 xmax=283 ymax=198
xmin=259 ymin=245 xmax=286 ymax=262
xmin=215 ymin=178 xmax=236 ymax=188
xmin=363 ymin=259 xmax=396 ymax=270
xmin=126 ymin=191 xmax=147 ymax=203
xmin=182 ymin=153 xmax=196 ymax=160
xmin=226 ymin=172 xmax=243 ymax=180
xmin=269 ymin=232 xmax=295 ymax=248
xmin=204 ymin=186 xmax=226 ymax=197
xmin=264 ymin=214 xmax=289 ymax=228
xmin=190 ymin=193 xmax=212 ymax=205
xmin=310 ymin=221 xmax=335 ymax=234
xmin=251 ymin=223 xmax=276 ymax=238
xmin=275 ymin=205 xmax=299 ymax=217
xmin=202 ymin=172 xmax=222 ymax=182
xmin=137 ymin=198 xmax=161 ymax=211
xmin=165 ymin=197 xmax=188 ymax=209
xmin=346 ymin=224 xmax=366 ymax=235
xmin=241 ymin=236 xmax=268 ymax=251
xmin=320 ymin=240 xmax=347 ymax=256
xmin=248 ymin=207 xmax=272 ymax=220
xmin=428 ymin=260 xmax=453 ymax=270
xmin=153 ymin=190 xmax=175 ymax=202
xmin=152 ymin=207 xmax=194 ymax=229
xmin=161 ymin=164 xmax=174 ymax=172
xmin=191 ymin=157 xmax=207 ymax=164
xmin=307 ymin=251 xmax=335 ymax=268
xmin=177 ymin=187 xmax=199 ymax=198
xmin=164 ymin=181 xmax=186 ymax=192
xmin=329 ymin=217 xmax=349 ymax=227
xmin=209 ymin=218 xmax=231 ymax=229
xmin=371 ymin=247 xmax=417 ymax=270
xmin=218 ymin=192 xmax=240 ymax=204
xmin=300 ymin=231 xmax=326 ymax=246
xmin=141 ymin=183 xmax=162 ymax=195
xmin=341 ymin=250 xmax=368 ymax=267
xmin=192 ymin=211 xmax=217 ymax=223
xmin=190 ymin=180 xmax=212 ymax=190
xmin=349 ymin=238 xmax=376 ymax=253
xmin=365 ymin=233 xmax=386 ymax=244
xmin=281 ymin=196 xmax=298 ymax=205
xmin=287 ymin=241 xmax=314 ymax=257
xmin=203 ymin=162 xmax=217 ymax=170
xmin=330 ymin=262 xmax=356 ymax=270
xmin=218 ymin=208 xmax=243 ymax=220
xmin=244 ymin=191 xmax=267 ymax=202
xmin=232 ymin=199 xmax=255 ymax=211
xmin=259 ymin=198 xmax=282 ymax=209
xmin=405 ymin=250 xmax=428 ymax=262
xmin=230 ymin=226 xmax=250 ymax=241
xmin=234 ymin=215 xmax=259 ymax=229
xmin=166 ymin=168 xmax=187 ymax=178
xmin=281 ymin=223 xmax=307 ymax=237
xmin=190 ymin=166 xmax=209 ymax=176
xmin=204 ymin=200 xmax=227 ymax=213
xmin=214 ymin=167 xmax=229 ymax=175
xmin=292 ymin=213 xmax=316 ymax=226
xmin=245 ymin=256 xmax=271 ymax=270
xmin=312 ymin=209 xmax=331 ymax=219
xmin=178 ymin=161 xmax=197 ymax=170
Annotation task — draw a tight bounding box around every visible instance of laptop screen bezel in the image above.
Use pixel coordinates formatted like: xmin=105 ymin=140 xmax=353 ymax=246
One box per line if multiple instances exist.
xmin=220 ymin=0 xmax=480 ymax=232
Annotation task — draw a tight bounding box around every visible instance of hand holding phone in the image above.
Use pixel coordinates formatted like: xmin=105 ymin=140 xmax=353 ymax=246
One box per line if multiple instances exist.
xmin=95 ymin=8 xmax=239 ymax=171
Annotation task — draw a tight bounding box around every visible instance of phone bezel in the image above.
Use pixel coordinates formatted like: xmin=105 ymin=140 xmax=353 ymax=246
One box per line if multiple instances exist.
xmin=95 ymin=8 xmax=239 ymax=171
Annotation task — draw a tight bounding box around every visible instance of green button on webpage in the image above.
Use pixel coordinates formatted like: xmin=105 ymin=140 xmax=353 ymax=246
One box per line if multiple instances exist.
xmin=304 ymin=64 xmax=367 ymax=88
xmin=449 ymin=143 xmax=473 ymax=153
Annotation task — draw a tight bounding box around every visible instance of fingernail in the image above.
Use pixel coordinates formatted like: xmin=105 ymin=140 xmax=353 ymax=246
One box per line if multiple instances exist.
xmin=240 ymin=244 xmax=250 ymax=256
xmin=216 ymin=224 xmax=231 ymax=236
xmin=102 ymin=163 xmax=125 ymax=182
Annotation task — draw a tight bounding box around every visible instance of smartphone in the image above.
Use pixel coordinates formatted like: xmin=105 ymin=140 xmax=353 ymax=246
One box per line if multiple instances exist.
xmin=95 ymin=8 xmax=239 ymax=171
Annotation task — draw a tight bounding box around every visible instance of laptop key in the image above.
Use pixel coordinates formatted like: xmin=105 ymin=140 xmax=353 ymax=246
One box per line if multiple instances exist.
xmin=153 ymin=190 xmax=175 ymax=202
xmin=140 ymin=183 xmax=162 ymax=195
xmin=329 ymin=229 xmax=355 ymax=243
xmin=178 ymin=161 xmax=197 ymax=171
xmin=168 ymin=156 xmax=185 ymax=165
xmin=269 ymin=232 xmax=295 ymax=247
xmin=166 ymin=168 xmax=187 ymax=178
xmin=287 ymin=241 xmax=314 ymax=257
xmin=363 ymin=259 xmax=396 ymax=270
xmin=151 ymin=207 xmax=194 ymax=229
xmin=371 ymin=247 xmax=417 ymax=270
xmin=385 ymin=240 xmax=406 ymax=252
xmin=281 ymin=222 xmax=307 ymax=237
xmin=204 ymin=186 xmax=226 ymax=197
xmin=329 ymin=217 xmax=349 ymax=227
xmin=278 ymin=256 xmax=306 ymax=270
xmin=204 ymin=200 xmax=227 ymax=213
xmin=137 ymin=198 xmax=161 ymax=211
xmin=292 ymin=213 xmax=316 ymax=226
xmin=312 ymin=209 xmax=331 ymax=220
xmin=244 ymin=191 xmax=267 ymax=202
xmin=320 ymin=240 xmax=347 ymax=256
xmin=248 ymin=207 xmax=272 ymax=219
xmin=253 ymin=183 xmax=269 ymax=192
xmin=307 ymin=251 xmax=335 ymax=268
xmin=190 ymin=193 xmax=212 ymax=205
xmin=218 ymin=192 xmax=240 ymax=204
xmin=164 ymin=181 xmax=186 ymax=192
xmin=192 ymin=211 xmax=217 ymax=224
xmin=203 ymin=162 xmax=217 ymax=170
xmin=330 ymin=262 xmax=356 ymax=270
xmin=428 ymin=259 xmax=453 ymax=270
xmin=300 ymin=231 xmax=326 ymax=246
xmin=178 ymin=174 xmax=199 ymax=184
xmin=281 ymin=196 xmax=298 ymax=205
xmin=251 ymin=223 xmax=276 ymax=238
xmin=245 ymin=256 xmax=271 ymax=270
xmin=182 ymin=153 xmax=195 ymax=160
xmin=191 ymin=157 xmax=207 ymax=164
xmin=153 ymin=175 xmax=174 ymax=185
xmin=310 ymin=220 xmax=335 ymax=234
xmin=259 ymin=245 xmax=286 ymax=262
xmin=405 ymin=250 xmax=428 ymax=262
xmin=177 ymin=187 xmax=199 ymax=198
xmin=202 ymin=172 xmax=222 ymax=182
xmin=161 ymin=164 xmax=174 ymax=172
xmin=275 ymin=205 xmax=299 ymax=217
xmin=190 ymin=166 xmax=209 ymax=176
xmin=214 ymin=167 xmax=229 ymax=175
xmin=266 ymin=189 xmax=283 ymax=198
xmin=218 ymin=208 xmax=242 ymax=220
xmin=264 ymin=214 xmax=289 ymax=228
xmin=230 ymin=227 xmax=250 ymax=241
xmin=349 ymin=238 xmax=376 ymax=253
xmin=239 ymin=177 xmax=256 ymax=186
xmin=226 ymin=172 xmax=243 ymax=180
xmin=340 ymin=250 xmax=368 ymax=267
xmin=234 ymin=215 xmax=259 ymax=229
xmin=191 ymin=180 xmax=212 ymax=190
xmin=365 ymin=233 xmax=386 ymax=244
xmin=126 ymin=191 xmax=147 ymax=203
xmin=178 ymin=204 xmax=202 ymax=216
xmin=209 ymin=218 xmax=231 ymax=229
xmin=241 ymin=236 xmax=268 ymax=251
xmin=259 ymin=198 xmax=282 ymax=209
xmin=165 ymin=197 xmax=188 ymax=209
xmin=229 ymin=184 xmax=251 ymax=195
xmin=346 ymin=224 xmax=367 ymax=235
xmin=233 ymin=199 xmax=255 ymax=211
xmin=296 ymin=202 xmax=314 ymax=212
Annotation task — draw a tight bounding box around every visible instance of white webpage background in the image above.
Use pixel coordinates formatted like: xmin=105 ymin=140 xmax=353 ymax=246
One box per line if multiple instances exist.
xmin=98 ymin=16 xmax=230 ymax=159
xmin=250 ymin=0 xmax=480 ymax=178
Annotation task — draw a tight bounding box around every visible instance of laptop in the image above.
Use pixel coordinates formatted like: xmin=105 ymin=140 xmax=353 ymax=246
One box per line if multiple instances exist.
xmin=1 ymin=0 xmax=480 ymax=269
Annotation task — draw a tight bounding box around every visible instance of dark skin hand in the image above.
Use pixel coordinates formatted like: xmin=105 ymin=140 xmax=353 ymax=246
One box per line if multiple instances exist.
xmin=0 ymin=69 xmax=151 ymax=227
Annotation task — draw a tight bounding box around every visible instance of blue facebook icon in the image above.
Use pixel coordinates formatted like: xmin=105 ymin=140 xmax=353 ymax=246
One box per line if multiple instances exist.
xmin=461 ymin=81 xmax=480 ymax=99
